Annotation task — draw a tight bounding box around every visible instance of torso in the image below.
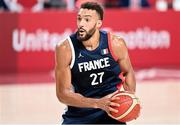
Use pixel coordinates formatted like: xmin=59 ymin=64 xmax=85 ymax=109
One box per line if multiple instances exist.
xmin=62 ymin=30 xmax=123 ymax=124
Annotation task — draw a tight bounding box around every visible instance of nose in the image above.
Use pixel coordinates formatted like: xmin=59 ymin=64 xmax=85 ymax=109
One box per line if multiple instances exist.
xmin=78 ymin=19 xmax=85 ymax=28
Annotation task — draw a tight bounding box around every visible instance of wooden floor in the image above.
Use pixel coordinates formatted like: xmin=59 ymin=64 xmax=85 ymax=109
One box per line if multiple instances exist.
xmin=0 ymin=78 xmax=180 ymax=124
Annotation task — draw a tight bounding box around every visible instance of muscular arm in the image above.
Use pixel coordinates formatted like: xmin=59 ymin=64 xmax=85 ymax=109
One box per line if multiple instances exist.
xmin=111 ymin=35 xmax=136 ymax=92
xmin=55 ymin=40 xmax=98 ymax=108
xmin=55 ymin=40 xmax=119 ymax=112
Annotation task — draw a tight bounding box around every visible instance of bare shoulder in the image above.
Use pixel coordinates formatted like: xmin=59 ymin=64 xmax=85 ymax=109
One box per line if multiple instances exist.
xmin=110 ymin=33 xmax=128 ymax=60
xmin=56 ymin=39 xmax=71 ymax=54
xmin=110 ymin=33 xmax=127 ymax=49
xmin=55 ymin=39 xmax=72 ymax=66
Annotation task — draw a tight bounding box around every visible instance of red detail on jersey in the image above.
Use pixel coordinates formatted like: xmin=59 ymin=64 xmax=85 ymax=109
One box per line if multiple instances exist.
xmin=107 ymin=32 xmax=118 ymax=61
xmin=119 ymin=72 xmax=125 ymax=83
xmin=116 ymin=72 xmax=125 ymax=90
xmin=116 ymin=83 xmax=122 ymax=90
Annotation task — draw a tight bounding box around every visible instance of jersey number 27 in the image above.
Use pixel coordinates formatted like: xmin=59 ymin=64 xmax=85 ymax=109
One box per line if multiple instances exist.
xmin=90 ymin=72 xmax=104 ymax=86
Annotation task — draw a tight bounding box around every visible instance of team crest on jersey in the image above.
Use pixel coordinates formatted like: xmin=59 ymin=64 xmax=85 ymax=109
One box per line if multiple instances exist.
xmin=101 ymin=48 xmax=109 ymax=55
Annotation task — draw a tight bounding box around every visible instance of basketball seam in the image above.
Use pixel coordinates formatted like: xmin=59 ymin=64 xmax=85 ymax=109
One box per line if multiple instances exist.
xmin=116 ymin=97 xmax=138 ymax=120
xmin=117 ymin=98 xmax=138 ymax=105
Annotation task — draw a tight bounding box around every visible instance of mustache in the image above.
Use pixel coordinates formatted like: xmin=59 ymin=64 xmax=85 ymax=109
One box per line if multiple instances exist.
xmin=78 ymin=28 xmax=86 ymax=32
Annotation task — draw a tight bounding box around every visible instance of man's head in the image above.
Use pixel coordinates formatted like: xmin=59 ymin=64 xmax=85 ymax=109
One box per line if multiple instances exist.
xmin=77 ymin=2 xmax=104 ymax=41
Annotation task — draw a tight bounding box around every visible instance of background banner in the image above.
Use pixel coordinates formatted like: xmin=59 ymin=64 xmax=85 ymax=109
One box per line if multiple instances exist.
xmin=0 ymin=10 xmax=180 ymax=73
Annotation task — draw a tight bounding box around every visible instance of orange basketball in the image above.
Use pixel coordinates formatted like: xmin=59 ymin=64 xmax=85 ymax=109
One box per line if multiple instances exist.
xmin=110 ymin=91 xmax=141 ymax=122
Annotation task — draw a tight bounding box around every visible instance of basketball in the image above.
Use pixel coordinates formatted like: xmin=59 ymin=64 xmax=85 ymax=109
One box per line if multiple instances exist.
xmin=110 ymin=91 xmax=141 ymax=122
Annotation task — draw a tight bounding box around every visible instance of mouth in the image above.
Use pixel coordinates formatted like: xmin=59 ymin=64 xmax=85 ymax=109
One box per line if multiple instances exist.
xmin=79 ymin=31 xmax=84 ymax=34
xmin=78 ymin=28 xmax=86 ymax=33
xmin=78 ymin=30 xmax=86 ymax=37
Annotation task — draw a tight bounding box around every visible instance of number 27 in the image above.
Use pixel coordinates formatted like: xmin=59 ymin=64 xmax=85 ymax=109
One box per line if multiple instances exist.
xmin=90 ymin=72 xmax=104 ymax=86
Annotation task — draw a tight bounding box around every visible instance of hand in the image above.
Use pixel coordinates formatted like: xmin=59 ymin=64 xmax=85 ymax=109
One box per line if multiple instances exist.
xmin=96 ymin=91 xmax=120 ymax=119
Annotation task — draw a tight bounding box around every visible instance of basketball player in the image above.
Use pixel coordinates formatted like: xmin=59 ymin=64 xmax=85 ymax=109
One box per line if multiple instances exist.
xmin=55 ymin=2 xmax=136 ymax=124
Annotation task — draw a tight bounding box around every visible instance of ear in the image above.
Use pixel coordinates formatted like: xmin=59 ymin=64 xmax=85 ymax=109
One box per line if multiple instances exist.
xmin=97 ymin=20 xmax=102 ymax=28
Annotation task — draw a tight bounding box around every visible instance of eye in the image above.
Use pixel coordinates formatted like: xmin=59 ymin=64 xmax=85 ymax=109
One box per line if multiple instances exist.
xmin=85 ymin=18 xmax=89 ymax=22
xmin=77 ymin=17 xmax=81 ymax=21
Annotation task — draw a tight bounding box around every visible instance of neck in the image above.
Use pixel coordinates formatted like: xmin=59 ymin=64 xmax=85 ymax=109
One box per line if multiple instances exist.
xmin=82 ymin=30 xmax=100 ymax=51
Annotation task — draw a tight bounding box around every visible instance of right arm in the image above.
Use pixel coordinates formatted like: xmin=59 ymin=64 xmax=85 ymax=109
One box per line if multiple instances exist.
xmin=55 ymin=40 xmax=119 ymax=113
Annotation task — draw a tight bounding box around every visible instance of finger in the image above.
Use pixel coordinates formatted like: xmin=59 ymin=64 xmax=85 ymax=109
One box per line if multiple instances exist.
xmin=106 ymin=90 xmax=119 ymax=98
xmin=110 ymin=90 xmax=119 ymax=97
xmin=108 ymin=113 xmax=117 ymax=119
xmin=114 ymin=90 xmax=120 ymax=94
xmin=105 ymin=94 xmax=112 ymax=98
xmin=109 ymin=102 xmax=120 ymax=107
xmin=106 ymin=93 xmax=115 ymax=98
xmin=111 ymin=96 xmax=120 ymax=101
xmin=109 ymin=107 xmax=118 ymax=113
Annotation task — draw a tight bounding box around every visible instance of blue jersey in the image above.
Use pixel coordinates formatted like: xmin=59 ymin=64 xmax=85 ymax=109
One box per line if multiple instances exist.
xmin=62 ymin=30 xmax=123 ymax=124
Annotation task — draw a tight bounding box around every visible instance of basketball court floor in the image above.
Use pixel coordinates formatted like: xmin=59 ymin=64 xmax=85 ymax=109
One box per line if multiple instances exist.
xmin=0 ymin=68 xmax=180 ymax=124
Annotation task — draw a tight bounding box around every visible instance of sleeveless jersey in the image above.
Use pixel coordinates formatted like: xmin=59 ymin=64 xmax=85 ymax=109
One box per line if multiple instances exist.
xmin=62 ymin=30 xmax=123 ymax=124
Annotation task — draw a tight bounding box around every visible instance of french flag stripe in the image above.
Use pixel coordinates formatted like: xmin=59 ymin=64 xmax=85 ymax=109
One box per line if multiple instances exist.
xmin=102 ymin=49 xmax=109 ymax=55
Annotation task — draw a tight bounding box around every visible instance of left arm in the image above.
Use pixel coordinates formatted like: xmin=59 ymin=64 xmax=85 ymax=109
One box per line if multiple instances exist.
xmin=111 ymin=34 xmax=136 ymax=93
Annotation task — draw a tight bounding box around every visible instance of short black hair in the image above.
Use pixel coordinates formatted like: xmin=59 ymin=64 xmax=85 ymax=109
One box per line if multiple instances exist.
xmin=80 ymin=2 xmax=104 ymax=20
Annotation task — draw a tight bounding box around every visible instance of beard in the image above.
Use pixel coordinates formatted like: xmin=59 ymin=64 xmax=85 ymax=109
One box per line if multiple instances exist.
xmin=77 ymin=24 xmax=96 ymax=41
